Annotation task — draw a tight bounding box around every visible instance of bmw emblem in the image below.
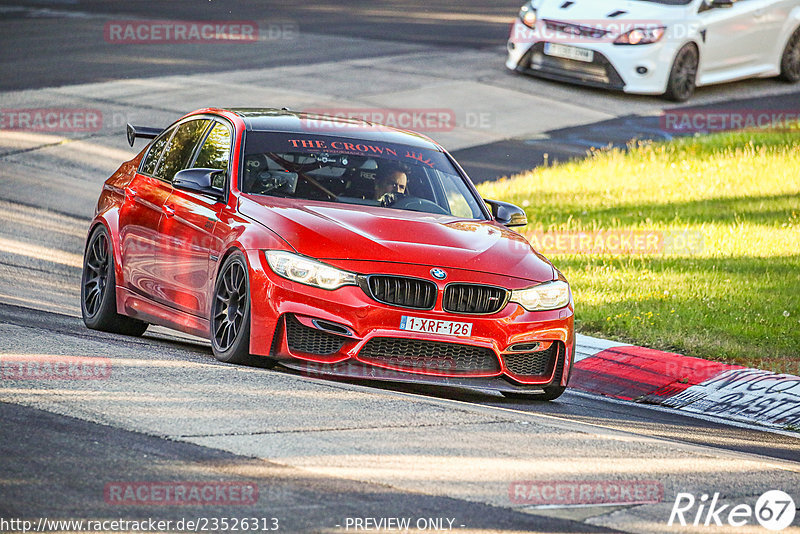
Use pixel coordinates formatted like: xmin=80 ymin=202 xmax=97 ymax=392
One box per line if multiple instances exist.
xmin=430 ymin=268 xmax=447 ymax=280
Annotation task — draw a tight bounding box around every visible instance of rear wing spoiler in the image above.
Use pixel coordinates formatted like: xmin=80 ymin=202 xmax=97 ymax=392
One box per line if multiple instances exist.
xmin=126 ymin=123 xmax=163 ymax=147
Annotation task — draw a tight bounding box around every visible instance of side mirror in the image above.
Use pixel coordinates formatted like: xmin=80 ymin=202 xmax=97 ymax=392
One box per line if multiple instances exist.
xmin=173 ymin=168 xmax=225 ymax=201
xmin=484 ymin=199 xmax=528 ymax=227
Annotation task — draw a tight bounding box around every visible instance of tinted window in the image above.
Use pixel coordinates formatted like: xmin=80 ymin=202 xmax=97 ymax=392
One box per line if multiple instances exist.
xmin=154 ymin=119 xmax=210 ymax=183
xmin=241 ymin=132 xmax=487 ymax=219
xmin=193 ymin=121 xmax=232 ymax=189
xmin=440 ymin=172 xmax=478 ymax=219
xmin=140 ymin=127 xmax=174 ymax=176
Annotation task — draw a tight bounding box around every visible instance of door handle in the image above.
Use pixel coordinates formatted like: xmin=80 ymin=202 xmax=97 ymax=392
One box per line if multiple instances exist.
xmin=163 ymin=204 xmax=175 ymax=217
xmin=124 ymin=187 xmax=137 ymax=199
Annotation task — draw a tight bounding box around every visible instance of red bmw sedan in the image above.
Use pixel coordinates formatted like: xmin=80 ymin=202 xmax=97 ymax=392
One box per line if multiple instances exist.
xmin=81 ymin=108 xmax=574 ymax=399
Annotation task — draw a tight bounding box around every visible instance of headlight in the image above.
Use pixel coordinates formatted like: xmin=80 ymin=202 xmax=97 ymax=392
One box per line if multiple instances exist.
xmin=614 ymin=27 xmax=666 ymax=45
xmin=265 ymin=251 xmax=358 ymax=290
xmin=518 ymin=2 xmax=537 ymax=28
xmin=510 ymin=280 xmax=570 ymax=311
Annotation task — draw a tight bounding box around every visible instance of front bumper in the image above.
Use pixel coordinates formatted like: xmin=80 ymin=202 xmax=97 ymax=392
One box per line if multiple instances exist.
xmin=245 ymin=250 xmax=574 ymax=390
xmin=515 ymin=43 xmax=626 ymax=91
xmin=279 ymin=359 xmax=563 ymax=394
xmin=505 ymin=19 xmax=677 ymax=95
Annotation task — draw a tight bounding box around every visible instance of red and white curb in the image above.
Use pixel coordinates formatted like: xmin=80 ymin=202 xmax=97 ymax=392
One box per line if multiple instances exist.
xmin=572 ymin=334 xmax=800 ymax=431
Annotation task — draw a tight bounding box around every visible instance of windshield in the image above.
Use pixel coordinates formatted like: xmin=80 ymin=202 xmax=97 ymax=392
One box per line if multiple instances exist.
xmin=240 ymin=132 xmax=487 ymax=219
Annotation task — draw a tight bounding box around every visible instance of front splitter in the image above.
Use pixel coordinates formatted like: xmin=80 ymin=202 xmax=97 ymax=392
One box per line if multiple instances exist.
xmin=277 ymin=360 xmax=547 ymax=394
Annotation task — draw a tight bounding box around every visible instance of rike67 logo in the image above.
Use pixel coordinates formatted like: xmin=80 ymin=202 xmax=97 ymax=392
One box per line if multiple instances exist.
xmin=669 ymin=490 xmax=796 ymax=531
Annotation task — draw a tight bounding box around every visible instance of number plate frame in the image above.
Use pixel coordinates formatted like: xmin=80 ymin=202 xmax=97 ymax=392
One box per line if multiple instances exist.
xmin=400 ymin=316 xmax=473 ymax=337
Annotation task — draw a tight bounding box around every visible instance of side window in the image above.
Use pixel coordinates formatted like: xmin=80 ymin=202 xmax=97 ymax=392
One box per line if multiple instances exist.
xmin=438 ymin=170 xmax=483 ymax=219
xmin=140 ymin=127 xmax=174 ymax=176
xmin=193 ymin=121 xmax=232 ymax=189
xmin=154 ymin=119 xmax=210 ymax=183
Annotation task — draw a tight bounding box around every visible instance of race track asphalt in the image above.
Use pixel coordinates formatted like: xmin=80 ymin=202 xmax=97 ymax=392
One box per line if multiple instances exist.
xmin=1 ymin=2 xmax=799 ymax=532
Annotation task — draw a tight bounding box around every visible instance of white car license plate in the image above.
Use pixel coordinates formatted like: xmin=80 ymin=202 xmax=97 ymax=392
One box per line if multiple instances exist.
xmin=544 ymin=42 xmax=594 ymax=63
xmin=400 ymin=316 xmax=473 ymax=337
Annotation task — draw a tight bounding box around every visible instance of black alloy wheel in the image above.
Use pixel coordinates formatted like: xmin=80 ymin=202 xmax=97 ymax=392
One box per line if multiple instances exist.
xmin=665 ymin=44 xmax=699 ymax=102
xmin=211 ymin=253 xmax=253 ymax=364
xmin=81 ymin=226 xmax=147 ymax=336
xmin=83 ymin=230 xmax=110 ymax=318
xmin=779 ymin=27 xmax=800 ymax=83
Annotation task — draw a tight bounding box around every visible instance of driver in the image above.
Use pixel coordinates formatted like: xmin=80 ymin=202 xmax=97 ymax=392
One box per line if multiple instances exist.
xmin=374 ymin=166 xmax=407 ymax=203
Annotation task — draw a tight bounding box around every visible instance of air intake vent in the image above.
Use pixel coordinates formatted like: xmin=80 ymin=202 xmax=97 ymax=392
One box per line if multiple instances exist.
xmin=544 ymin=19 xmax=611 ymax=39
xmin=359 ymin=337 xmax=500 ymax=374
xmin=365 ymin=276 xmax=436 ymax=310
xmin=285 ymin=315 xmax=346 ymax=356
xmin=503 ymin=343 xmax=560 ymax=377
xmin=443 ymin=284 xmax=508 ymax=315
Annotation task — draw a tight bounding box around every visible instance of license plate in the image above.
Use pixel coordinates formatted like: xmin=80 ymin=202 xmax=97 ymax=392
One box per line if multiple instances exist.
xmin=400 ymin=316 xmax=473 ymax=337
xmin=544 ymin=42 xmax=594 ymax=63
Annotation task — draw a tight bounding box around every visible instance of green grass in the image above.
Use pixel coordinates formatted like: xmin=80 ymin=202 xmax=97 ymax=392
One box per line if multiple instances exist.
xmin=477 ymin=126 xmax=800 ymax=374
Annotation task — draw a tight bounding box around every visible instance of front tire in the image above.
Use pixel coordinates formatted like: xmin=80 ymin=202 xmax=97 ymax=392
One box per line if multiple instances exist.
xmin=81 ymin=226 xmax=148 ymax=336
xmin=502 ymin=385 xmax=566 ymax=401
xmin=664 ymin=44 xmax=698 ymax=102
xmin=779 ymin=26 xmax=800 ymax=83
xmin=540 ymin=385 xmax=567 ymax=400
xmin=211 ymin=252 xmax=252 ymax=364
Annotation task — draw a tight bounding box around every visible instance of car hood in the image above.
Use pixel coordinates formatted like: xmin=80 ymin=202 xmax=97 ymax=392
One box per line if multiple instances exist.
xmin=240 ymin=196 xmax=555 ymax=283
xmin=535 ymin=0 xmax=687 ymax=28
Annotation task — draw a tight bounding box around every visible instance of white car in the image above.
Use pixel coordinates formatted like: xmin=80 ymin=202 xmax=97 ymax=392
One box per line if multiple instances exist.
xmin=506 ymin=0 xmax=800 ymax=101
